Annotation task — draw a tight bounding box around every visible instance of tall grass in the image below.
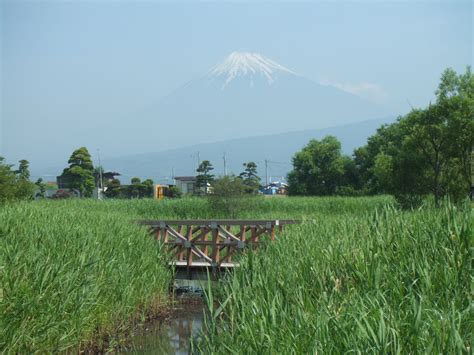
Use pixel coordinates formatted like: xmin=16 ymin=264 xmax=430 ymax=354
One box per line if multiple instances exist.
xmin=2 ymin=196 xmax=468 ymax=353
xmin=0 ymin=200 xmax=171 ymax=353
xmin=196 ymin=201 xmax=472 ymax=353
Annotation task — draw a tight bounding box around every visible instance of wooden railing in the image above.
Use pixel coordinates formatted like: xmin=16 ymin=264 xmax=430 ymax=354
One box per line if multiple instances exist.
xmin=138 ymin=219 xmax=298 ymax=269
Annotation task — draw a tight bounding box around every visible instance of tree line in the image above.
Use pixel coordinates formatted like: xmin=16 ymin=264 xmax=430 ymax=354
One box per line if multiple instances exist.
xmin=287 ymin=67 xmax=473 ymax=206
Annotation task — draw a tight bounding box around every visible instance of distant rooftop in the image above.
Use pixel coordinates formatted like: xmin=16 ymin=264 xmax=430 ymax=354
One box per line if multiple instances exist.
xmin=174 ymin=176 xmax=197 ymax=181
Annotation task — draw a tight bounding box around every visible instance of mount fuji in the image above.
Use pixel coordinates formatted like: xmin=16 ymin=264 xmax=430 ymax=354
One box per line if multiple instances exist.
xmin=31 ymin=52 xmax=394 ymax=179
xmin=123 ymin=52 xmax=388 ymax=154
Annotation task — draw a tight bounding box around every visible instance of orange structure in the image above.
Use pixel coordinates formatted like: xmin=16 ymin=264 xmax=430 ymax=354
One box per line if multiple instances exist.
xmin=154 ymin=184 xmax=171 ymax=200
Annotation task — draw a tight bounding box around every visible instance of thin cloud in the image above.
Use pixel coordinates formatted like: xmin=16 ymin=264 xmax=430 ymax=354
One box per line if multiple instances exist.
xmin=320 ymin=79 xmax=388 ymax=104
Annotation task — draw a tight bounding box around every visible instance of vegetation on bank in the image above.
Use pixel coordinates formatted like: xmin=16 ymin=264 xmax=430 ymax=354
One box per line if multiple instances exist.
xmin=196 ymin=199 xmax=472 ymax=353
xmin=288 ymin=67 xmax=473 ymax=206
xmin=0 ymin=200 xmax=171 ymax=353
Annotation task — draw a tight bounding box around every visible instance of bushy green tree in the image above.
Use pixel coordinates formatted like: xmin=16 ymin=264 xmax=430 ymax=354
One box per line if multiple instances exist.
xmin=129 ymin=177 xmax=142 ymax=198
xmin=0 ymin=157 xmax=18 ymax=201
xmin=196 ymin=160 xmax=214 ymax=195
xmin=208 ymin=175 xmax=248 ymax=218
xmin=169 ymin=185 xmax=182 ymax=198
xmin=0 ymin=157 xmax=35 ymax=201
xmin=35 ymin=178 xmax=47 ymax=199
xmin=288 ymin=136 xmax=345 ymax=195
xmin=16 ymin=160 xmax=31 ymax=180
xmin=239 ymin=161 xmax=261 ymax=194
xmin=142 ymin=179 xmax=154 ymax=198
xmin=354 ymin=67 xmax=473 ymax=206
xmin=104 ymin=178 xmax=122 ymax=198
xmin=60 ymin=147 xmax=95 ymax=197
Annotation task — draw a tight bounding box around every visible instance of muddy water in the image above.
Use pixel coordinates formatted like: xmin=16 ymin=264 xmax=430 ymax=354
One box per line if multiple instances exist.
xmin=121 ymin=280 xmax=207 ymax=354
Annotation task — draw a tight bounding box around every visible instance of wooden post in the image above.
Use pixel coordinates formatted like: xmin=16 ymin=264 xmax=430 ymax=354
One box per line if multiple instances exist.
xmin=226 ymin=225 xmax=232 ymax=263
xmin=202 ymin=226 xmax=209 ymax=259
xmin=211 ymin=223 xmax=219 ymax=266
xmin=185 ymin=226 xmax=193 ymax=266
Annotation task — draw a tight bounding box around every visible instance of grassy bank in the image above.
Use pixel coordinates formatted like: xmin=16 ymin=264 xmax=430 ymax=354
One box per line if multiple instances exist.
xmin=0 ymin=200 xmax=171 ymax=353
xmin=196 ymin=201 xmax=472 ymax=353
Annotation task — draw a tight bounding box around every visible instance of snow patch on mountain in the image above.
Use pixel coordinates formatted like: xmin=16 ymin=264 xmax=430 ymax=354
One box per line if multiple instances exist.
xmin=209 ymin=52 xmax=296 ymax=88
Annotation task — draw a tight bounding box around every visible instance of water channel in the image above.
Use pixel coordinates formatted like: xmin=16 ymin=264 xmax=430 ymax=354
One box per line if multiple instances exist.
xmin=120 ymin=280 xmax=207 ymax=354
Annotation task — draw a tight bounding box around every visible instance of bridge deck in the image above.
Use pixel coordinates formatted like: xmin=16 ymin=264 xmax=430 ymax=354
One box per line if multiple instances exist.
xmin=171 ymin=261 xmax=239 ymax=268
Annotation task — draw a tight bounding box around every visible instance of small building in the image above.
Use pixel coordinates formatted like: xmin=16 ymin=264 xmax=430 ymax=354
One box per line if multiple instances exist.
xmin=259 ymin=181 xmax=288 ymax=196
xmin=174 ymin=176 xmax=197 ymax=195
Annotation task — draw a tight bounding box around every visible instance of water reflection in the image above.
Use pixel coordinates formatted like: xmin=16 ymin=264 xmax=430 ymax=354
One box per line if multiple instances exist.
xmin=122 ymin=280 xmax=206 ymax=354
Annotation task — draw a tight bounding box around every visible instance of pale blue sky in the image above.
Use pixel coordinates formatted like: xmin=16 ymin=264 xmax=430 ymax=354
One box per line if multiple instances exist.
xmin=1 ymin=0 xmax=472 ymax=169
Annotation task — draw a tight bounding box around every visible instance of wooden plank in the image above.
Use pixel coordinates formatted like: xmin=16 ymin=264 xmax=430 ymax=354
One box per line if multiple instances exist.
xmin=217 ymin=226 xmax=240 ymax=242
xmin=211 ymin=227 xmax=219 ymax=264
xmin=190 ymin=245 xmax=213 ymax=263
xmin=202 ymin=227 xmax=209 ymax=258
xmin=186 ymin=226 xmax=193 ymax=267
xmin=270 ymin=225 xmax=276 ymax=241
xmin=172 ymin=261 xmax=238 ymax=268
xmin=162 ymin=227 xmax=168 ymax=244
xmin=138 ymin=219 xmax=299 ymax=226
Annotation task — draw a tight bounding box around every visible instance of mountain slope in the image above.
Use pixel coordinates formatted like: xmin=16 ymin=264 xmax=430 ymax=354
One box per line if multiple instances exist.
xmin=102 ymin=117 xmax=393 ymax=182
xmin=121 ymin=52 xmax=389 ymax=154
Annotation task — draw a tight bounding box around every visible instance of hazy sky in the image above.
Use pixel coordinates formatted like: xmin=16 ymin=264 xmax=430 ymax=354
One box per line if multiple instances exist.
xmin=1 ymin=0 xmax=472 ymax=173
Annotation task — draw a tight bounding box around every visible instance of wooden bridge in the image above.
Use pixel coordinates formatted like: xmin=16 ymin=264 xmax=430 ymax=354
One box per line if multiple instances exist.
xmin=138 ymin=219 xmax=298 ymax=279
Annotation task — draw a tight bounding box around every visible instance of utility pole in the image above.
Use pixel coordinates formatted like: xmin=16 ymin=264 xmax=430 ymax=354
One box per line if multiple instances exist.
xmin=223 ymin=152 xmax=227 ymax=176
xmin=265 ymin=159 xmax=268 ymax=186
xmin=197 ymin=151 xmax=201 ymax=169
xmin=97 ymin=148 xmax=103 ymax=200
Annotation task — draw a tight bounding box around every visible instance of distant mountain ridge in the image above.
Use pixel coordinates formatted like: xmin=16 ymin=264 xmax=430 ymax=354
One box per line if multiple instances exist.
xmin=101 ymin=117 xmax=393 ymax=183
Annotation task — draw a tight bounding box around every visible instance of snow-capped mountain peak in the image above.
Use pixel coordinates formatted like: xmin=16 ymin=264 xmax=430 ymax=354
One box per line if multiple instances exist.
xmin=209 ymin=52 xmax=296 ymax=88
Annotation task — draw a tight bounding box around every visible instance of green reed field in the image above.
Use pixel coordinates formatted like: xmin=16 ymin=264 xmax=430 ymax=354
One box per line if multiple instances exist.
xmin=0 ymin=200 xmax=173 ymax=353
xmin=196 ymin=200 xmax=472 ymax=353
xmin=0 ymin=196 xmax=471 ymax=353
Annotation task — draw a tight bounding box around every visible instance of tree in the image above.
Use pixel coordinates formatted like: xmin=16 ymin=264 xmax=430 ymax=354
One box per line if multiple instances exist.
xmin=16 ymin=160 xmax=30 ymax=180
xmin=35 ymin=178 xmax=47 ymax=199
xmin=208 ymin=175 xmax=247 ymax=218
xmin=169 ymin=185 xmax=182 ymax=198
xmin=0 ymin=157 xmax=34 ymax=201
xmin=142 ymin=179 xmax=154 ymax=198
xmin=436 ymin=67 xmax=474 ymax=199
xmin=352 ymin=67 xmax=473 ymax=206
xmin=0 ymin=157 xmax=18 ymax=201
xmin=288 ymin=136 xmax=345 ymax=195
xmin=196 ymin=160 xmax=214 ymax=195
xmin=129 ymin=177 xmax=142 ymax=198
xmin=239 ymin=162 xmax=261 ymax=194
xmin=60 ymin=147 xmax=95 ymax=197
xmin=104 ymin=178 xmax=122 ymax=198
xmin=404 ymin=107 xmax=451 ymax=206
xmin=338 ymin=155 xmax=364 ymax=196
